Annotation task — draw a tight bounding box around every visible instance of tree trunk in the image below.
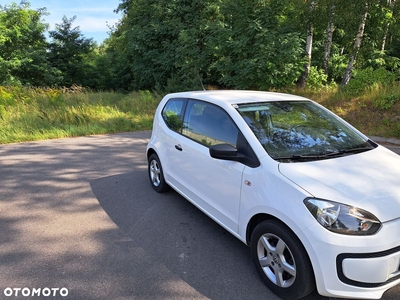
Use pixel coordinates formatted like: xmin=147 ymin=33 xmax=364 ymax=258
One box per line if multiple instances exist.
xmin=381 ymin=0 xmax=396 ymax=52
xmin=323 ymin=2 xmax=335 ymax=75
xmin=298 ymin=1 xmax=315 ymax=88
xmin=341 ymin=1 xmax=368 ymax=87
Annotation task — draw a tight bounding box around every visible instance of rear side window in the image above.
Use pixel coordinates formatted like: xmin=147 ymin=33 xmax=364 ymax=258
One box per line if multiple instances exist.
xmin=162 ymin=98 xmax=186 ymax=132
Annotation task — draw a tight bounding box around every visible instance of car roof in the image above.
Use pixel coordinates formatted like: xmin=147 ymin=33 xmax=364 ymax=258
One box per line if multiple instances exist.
xmin=165 ymin=90 xmax=311 ymax=105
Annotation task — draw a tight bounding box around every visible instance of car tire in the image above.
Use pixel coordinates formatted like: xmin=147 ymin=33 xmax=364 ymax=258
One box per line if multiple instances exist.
xmin=251 ymin=220 xmax=315 ymax=300
xmin=148 ymin=153 xmax=170 ymax=193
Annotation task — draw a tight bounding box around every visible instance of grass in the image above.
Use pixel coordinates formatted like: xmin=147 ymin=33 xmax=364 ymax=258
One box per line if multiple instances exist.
xmin=1 ymin=83 xmax=400 ymax=144
xmin=0 ymin=86 xmax=161 ymax=144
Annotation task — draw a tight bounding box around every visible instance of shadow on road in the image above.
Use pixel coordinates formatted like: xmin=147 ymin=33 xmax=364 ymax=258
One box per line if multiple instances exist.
xmin=91 ymin=170 xmax=327 ymax=300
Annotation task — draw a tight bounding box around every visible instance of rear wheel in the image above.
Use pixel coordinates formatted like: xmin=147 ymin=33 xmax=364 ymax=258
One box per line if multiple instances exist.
xmin=251 ymin=220 xmax=315 ymax=299
xmin=148 ymin=153 xmax=170 ymax=193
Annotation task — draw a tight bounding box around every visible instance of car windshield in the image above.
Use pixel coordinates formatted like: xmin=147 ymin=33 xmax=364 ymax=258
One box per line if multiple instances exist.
xmin=236 ymin=101 xmax=374 ymax=162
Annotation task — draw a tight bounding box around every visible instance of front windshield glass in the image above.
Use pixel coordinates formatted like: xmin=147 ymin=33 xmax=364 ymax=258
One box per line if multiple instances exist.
xmin=236 ymin=101 xmax=374 ymax=162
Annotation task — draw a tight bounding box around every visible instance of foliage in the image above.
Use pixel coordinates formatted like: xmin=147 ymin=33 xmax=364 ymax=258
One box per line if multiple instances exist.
xmin=305 ymin=66 xmax=331 ymax=90
xmin=2 ymin=0 xmax=400 ymax=93
xmin=211 ymin=0 xmax=305 ymax=90
xmin=0 ymin=2 xmax=59 ymax=86
xmin=374 ymin=93 xmax=400 ymax=110
xmin=0 ymin=86 xmax=161 ymax=143
xmin=3 ymin=84 xmax=400 ymax=144
xmin=47 ymin=16 xmax=96 ymax=87
xmin=362 ymin=51 xmax=400 ymax=71
xmin=110 ymin=0 xmax=226 ymax=91
xmin=343 ymin=67 xmax=398 ymax=96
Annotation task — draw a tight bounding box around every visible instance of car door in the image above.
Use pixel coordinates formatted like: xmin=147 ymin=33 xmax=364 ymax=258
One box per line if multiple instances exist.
xmin=168 ymin=99 xmax=245 ymax=234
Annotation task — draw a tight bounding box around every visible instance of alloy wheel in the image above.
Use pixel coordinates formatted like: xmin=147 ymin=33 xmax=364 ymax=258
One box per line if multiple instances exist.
xmin=149 ymin=159 xmax=161 ymax=187
xmin=256 ymin=233 xmax=296 ymax=288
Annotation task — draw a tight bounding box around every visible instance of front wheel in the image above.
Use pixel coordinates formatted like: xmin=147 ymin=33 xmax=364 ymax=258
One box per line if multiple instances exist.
xmin=148 ymin=153 xmax=170 ymax=193
xmin=251 ymin=220 xmax=315 ymax=300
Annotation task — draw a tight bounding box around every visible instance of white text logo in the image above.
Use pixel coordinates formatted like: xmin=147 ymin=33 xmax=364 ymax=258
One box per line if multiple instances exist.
xmin=4 ymin=287 xmax=68 ymax=297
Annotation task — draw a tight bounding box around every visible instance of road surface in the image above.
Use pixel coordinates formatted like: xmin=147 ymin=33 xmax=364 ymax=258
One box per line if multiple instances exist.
xmin=1 ymin=132 xmax=399 ymax=299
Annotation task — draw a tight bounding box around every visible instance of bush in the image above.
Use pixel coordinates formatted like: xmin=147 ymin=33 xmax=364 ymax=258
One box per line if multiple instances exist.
xmin=373 ymin=93 xmax=400 ymax=110
xmin=344 ymin=67 xmax=398 ymax=96
xmin=306 ymin=67 xmax=328 ymax=90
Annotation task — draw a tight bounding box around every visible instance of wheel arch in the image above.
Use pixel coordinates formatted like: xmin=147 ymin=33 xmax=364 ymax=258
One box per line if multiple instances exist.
xmin=246 ymin=213 xmax=276 ymax=245
xmin=246 ymin=213 xmax=302 ymax=248
xmin=146 ymin=147 xmax=157 ymax=161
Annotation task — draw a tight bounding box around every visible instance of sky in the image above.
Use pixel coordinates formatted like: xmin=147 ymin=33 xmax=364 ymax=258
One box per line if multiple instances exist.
xmin=20 ymin=0 xmax=123 ymax=44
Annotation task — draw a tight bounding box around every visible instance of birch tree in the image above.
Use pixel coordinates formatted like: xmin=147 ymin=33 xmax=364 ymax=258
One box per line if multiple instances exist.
xmin=341 ymin=1 xmax=369 ymax=86
xmin=323 ymin=0 xmax=335 ymax=75
xmin=298 ymin=1 xmax=315 ymax=88
xmin=381 ymin=0 xmax=396 ymax=51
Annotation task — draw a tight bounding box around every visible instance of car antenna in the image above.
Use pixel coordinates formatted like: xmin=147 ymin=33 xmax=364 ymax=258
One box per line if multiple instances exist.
xmin=200 ymin=80 xmax=206 ymax=91
xmin=198 ymin=72 xmax=206 ymax=91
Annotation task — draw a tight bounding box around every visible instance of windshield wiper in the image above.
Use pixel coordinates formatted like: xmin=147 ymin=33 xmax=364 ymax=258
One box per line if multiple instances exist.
xmin=273 ymin=153 xmax=338 ymax=161
xmin=274 ymin=146 xmax=374 ymax=162
xmin=340 ymin=145 xmax=374 ymax=154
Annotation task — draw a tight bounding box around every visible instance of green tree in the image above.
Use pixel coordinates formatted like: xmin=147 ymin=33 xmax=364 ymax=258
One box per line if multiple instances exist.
xmin=102 ymin=0 xmax=400 ymax=90
xmin=213 ymin=0 xmax=305 ymax=90
xmin=110 ymin=0 xmax=224 ymax=92
xmin=88 ymin=29 xmax=132 ymax=91
xmin=0 ymin=1 xmax=59 ymax=86
xmin=359 ymin=0 xmax=399 ymax=69
xmin=47 ymin=15 xmax=95 ymax=87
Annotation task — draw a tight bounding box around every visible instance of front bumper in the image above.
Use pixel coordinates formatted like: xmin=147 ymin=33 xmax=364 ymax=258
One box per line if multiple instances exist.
xmin=338 ymin=245 xmax=400 ymax=287
xmin=299 ymin=217 xmax=400 ymax=299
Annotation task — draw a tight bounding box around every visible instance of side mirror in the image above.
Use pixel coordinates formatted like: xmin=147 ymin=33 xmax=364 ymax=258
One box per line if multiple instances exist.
xmin=209 ymin=143 xmax=260 ymax=168
xmin=209 ymin=144 xmax=240 ymax=160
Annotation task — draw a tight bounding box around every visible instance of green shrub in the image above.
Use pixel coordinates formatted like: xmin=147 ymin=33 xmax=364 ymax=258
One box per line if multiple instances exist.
xmin=306 ymin=67 xmax=328 ymax=90
xmin=374 ymin=93 xmax=400 ymax=110
xmin=344 ymin=67 xmax=398 ymax=96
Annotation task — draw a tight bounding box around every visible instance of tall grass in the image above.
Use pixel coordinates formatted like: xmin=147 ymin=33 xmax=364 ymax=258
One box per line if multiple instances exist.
xmin=0 ymin=86 xmax=161 ymax=144
xmin=1 ymin=82 xmax=400 ymax=144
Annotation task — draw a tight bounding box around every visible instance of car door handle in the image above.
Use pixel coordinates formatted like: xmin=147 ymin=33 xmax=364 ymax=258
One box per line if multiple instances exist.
xmin=175 ymin=144 xmax=183 ymax=151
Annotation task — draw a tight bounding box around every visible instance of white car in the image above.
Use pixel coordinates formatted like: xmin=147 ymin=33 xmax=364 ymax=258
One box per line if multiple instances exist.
xmin=146 ymin=90 xmax=400 ymax=299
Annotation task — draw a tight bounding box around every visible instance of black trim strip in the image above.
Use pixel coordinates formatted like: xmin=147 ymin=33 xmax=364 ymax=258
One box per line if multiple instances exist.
xmin=337 ymin=245 xmax=400 ymax=288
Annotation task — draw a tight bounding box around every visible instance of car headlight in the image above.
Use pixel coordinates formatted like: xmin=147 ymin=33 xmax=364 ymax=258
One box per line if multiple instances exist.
xmin=304 ymin=198 xmax=382 ymax=235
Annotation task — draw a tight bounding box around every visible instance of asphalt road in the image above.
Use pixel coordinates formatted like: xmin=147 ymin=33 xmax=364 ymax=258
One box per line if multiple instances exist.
xmin=1 ymin=131 xmax=400 ymax=300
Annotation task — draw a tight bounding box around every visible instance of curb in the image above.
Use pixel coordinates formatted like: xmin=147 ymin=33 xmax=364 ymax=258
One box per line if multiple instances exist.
xmin=370 ymin=136 xmax=400 ymax=146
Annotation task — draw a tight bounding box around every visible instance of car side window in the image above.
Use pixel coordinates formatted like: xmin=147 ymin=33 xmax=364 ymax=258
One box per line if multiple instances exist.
xmin=162 ymin=98 xmax=186 ymax=132
xmin=183 ymin=100 xmax=238 ymax=147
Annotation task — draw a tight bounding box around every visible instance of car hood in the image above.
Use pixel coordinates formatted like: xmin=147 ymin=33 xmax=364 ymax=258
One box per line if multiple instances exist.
xmin=278 ymin=146 xmax=400 ymax=222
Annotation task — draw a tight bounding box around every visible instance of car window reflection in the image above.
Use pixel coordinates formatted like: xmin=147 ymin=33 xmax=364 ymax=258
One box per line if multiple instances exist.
xmin=237 ymin=101 xmax=372 ymax=160
xmin=183 ymin=100 xmax=238 ymax=147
